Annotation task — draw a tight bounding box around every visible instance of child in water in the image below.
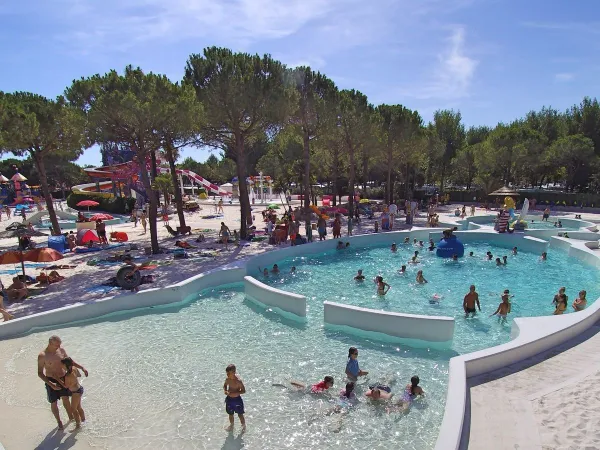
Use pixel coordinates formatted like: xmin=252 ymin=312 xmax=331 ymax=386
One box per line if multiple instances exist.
xmin=345 ymin=347 xmax=368 ymax=381
xmin=223 ymin=364 xmax=246 ymax=432
xmin=388 ymin=376 xmax=425 ymax=413
xmin=416 ymin=270 xmax=427 ymax=284
xmin=60 ymin=357 xmax=86 ymax=428
xmin=491 ymin=290 xmax=512 ymax=322
xmin=354 ymin=269 xmax=366 ymax=281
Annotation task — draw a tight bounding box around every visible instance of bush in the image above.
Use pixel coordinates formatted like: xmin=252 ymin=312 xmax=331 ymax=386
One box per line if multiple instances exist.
xmin=67 ymin=193 xmax=136 ymax=214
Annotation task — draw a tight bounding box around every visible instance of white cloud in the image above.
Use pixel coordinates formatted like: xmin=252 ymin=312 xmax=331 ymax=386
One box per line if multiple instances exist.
xmin=400 ymin=26 xmax=478 ymax=100
xmin=555 ymin=73 xmax=575 ymax=82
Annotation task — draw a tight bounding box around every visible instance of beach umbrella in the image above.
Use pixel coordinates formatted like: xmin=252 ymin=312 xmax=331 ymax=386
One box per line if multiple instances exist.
xmin=89 ymin=213 xmax=113 ymax=221
xmin=0 ymin=174 xmax=8 ymax=183
xmin=76 ymin=229 xmax=99 ymax=245
xmin=0 ymin=223 xmax=47 ymax=276
xmin=0 ymin=250 xmax=26 ymax=277
xmin=76 ymin=200 xmax=100 ymax=211
xmin=11 ymin=172 xmax=27 ymax=182
xmin=24 ymin=248 xmax=64 ymax=263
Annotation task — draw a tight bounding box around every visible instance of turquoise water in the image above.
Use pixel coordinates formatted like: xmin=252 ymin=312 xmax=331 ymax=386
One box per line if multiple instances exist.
xmin=0 ymin=286 xmax=451 ymax=449
xmin=262 ymin=242 xmax=600 ymax=353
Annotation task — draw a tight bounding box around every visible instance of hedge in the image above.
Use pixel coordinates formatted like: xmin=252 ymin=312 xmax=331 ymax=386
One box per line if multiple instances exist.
xmin=67 ymin=193 xmax=136 ymax=214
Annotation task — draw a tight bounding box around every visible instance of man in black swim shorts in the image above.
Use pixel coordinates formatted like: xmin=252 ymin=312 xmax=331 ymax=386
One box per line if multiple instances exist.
xmin=463 ymin=285 xmax=481 ymax=318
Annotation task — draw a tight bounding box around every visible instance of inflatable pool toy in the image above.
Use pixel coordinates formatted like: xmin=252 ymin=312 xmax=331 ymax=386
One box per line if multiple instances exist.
xmin=310 ymin=205 xmax=329 ymax=219
xmin=511 ymin=198 xmax=529 ymax=230
xmin=436 ymin=235 xmax=465 ymax=258
xmin=504 ymin=196 xmax=516 ymax=220
xmin=116 ymin=266 xmax=141 ymax=289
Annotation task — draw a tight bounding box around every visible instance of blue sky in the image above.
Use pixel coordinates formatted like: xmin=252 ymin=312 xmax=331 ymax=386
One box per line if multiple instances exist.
xmin=2 ymin=0 xmax=599 ymax=168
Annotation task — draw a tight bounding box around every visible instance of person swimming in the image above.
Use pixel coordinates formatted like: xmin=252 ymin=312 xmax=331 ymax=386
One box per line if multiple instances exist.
xmin=502 ymin=255 xmax=508 ymax=265
xmin=279 ymin=376 xmax=335 ymax=394
xmin=540 ymin=252 xmax=547 ymax=261
xmin=416 ymin=270 xmax=427 ymax=284
xmin=398 ymin=265 xmax=407 ymax=274
xmin=391 ymin=243 xmax=397 ymax=253
xmin=290 ymin=266 xmax=296 ymax=274
xmin=387 ymin=376 xmax=424 ymax=413
xmin=452 ymin=254 xmax=458 ymax=261
xmin=354 ymin=269 xmax=366 ymax=281
xmin=512 ymin=246 xmax=518 ymax=255
xmin=495 ymin=257 xmax=502 ymax=266
xmin=336 ymin=241 xmax=345 ymax=250
xmin=403 ymin=237 xmax=410 ymax=244
xmin=469 ymin=251 xmax=474 ymax=257
xmin=365 ymin=384 xmax=393 ymax=401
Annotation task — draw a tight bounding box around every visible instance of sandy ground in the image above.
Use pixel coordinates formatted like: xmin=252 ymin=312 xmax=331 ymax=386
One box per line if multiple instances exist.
xmin=467 ymin=322 xmax=600 ymax=450
xmin=0 ymin=200 xmax=598 ymax=450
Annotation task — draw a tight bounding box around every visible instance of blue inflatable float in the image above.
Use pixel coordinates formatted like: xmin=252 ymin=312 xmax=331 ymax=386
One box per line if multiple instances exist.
xmin=436 ymin=235 xmax=465 ymax=258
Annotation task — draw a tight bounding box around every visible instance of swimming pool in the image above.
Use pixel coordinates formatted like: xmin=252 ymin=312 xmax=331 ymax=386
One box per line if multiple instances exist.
xmin=261 ymin=242 xmax=599 ymax=353
xmin=0 ymin=286 xmax=452 ymax=449
xmin=0 ymin=237 xmax=598 ymax=449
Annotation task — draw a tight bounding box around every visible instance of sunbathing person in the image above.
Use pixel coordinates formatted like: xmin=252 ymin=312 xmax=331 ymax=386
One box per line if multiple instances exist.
xmin=6 ymin=277 xmax=28 ymax=301
xmin=175 ymin=240 xmax=196 ymax=249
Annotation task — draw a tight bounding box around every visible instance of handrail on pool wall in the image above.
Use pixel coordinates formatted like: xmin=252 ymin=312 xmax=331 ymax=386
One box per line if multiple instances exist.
xmin=1 ymin=229 xmax=600 ymax=450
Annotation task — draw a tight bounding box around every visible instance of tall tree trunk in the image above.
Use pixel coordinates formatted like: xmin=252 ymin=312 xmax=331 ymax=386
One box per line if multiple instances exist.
xmin=302 ymin=129 xmax=311 ymax=236
xmin=348 ymin=143 xmax=355 ymax=218
xmin=362 ymin=155 xmax=368 ymax=193
xmin=332 ymin=147 xmax=339 ymax=207
xmin=236 ymin=133 xmax=251 ymax=239
xmin=33 ymin=153 xmax=61 ymax=235
xmin=136 ymin=150 xmax=159 ymax=254
xmin=386 ymin=143 xmax=392 ymax=204
xmin=165 ymin=141 xmax=186 ymax=229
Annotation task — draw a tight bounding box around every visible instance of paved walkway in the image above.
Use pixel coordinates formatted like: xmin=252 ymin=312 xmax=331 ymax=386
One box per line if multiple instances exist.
xmin=464 ymin=321 xmax=600 ymax=449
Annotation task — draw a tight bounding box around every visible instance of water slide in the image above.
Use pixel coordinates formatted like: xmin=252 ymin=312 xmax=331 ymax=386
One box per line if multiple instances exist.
xmin=74 ymin=164 xmax=231 ymax=199
xmin=159 ymin=168 xmax=232 ymax=197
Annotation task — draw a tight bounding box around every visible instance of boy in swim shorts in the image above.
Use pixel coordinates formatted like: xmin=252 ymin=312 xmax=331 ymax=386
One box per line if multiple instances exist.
xmin=491 ymin=290 xmax=512 ymax=322
xmin=223 ymin=364 xmax=246 ymax=431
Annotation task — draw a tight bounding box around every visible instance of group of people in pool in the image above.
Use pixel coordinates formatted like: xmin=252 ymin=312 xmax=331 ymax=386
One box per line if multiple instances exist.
xmin=552 ymin=286 xmax=588 ymax=315
xmin=273 ymin=346 xmax=425 ymax=420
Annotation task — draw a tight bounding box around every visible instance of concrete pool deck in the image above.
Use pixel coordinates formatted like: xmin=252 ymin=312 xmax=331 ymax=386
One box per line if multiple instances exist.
xmin=465 ymin=320 xmax=600 ymax=449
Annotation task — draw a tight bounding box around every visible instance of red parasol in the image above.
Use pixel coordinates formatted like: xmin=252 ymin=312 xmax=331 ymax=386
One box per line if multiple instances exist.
xmin=89 ymin=213 xmax=114 ymax=221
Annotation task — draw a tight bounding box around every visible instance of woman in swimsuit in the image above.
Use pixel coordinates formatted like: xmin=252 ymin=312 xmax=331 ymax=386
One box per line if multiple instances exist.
xmin=553 ymin=293 xmax=568 ymax=315
xmin=572 ymin=290 xmax=587 ymax=311
xmin=416 ymin=270 xmax=427 ymax=284
xmin=220 ymin=222 xmax=231 ymax=250
xmin=375 ymin=276 xmax=391 ymax=296
xmin=60 ymin=357 xmax=86 ymax=428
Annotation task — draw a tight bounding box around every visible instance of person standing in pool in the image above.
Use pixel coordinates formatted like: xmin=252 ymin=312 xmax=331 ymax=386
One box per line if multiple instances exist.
xmin=491 ymin=290 xmax=512 ymax=322
xmin=345 ymin=347 xmax=368 ymax=381
xmin=354 ymin=270 xmax=366 ymax=281
xmin=415 ymin=270 xmax=427 ymax=284
xmin=572 ymin=290 xmax=587 ymax=311
xmin=463 ymin=285 xmax=481 ymax=317
xmin=59 ymin=357 xmax=86 ymax=428
xmin=375 ymin=276 xmax=391 ymax=295
xmin=223 ymin=364 xmax=246 ymax=432
xmin=37 ymin=336 xmax=88 ymax=430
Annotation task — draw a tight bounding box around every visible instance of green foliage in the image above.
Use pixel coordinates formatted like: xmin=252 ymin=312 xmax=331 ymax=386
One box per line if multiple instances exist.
xmin=67 ymin=192 xmax=136 ymax=214
xmin=0 ymin=91 xmax=88 ymax=234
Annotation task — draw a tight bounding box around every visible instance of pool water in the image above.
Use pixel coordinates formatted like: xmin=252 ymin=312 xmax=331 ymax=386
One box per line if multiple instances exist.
xmin=0 ymin=286 xmax=452 ymax=450
xmin=262 ymin=242 xmax=600 ymax=353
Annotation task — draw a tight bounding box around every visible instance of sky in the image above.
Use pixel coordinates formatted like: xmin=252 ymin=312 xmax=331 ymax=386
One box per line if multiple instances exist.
xmin=1 ymin=0 xmax=599 ymax=168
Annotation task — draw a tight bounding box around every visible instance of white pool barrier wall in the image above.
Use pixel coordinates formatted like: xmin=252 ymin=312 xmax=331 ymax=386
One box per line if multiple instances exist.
xmin=244 ymin=276 xmax=307 ymax=318
xmin=323 ymin=301 xmax=454 ymax=344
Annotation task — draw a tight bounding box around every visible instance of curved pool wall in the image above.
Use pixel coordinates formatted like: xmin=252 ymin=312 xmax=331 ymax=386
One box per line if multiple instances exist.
xmin=244 ymin=275 xmax=307 ymax=319
xmin=324 ymin=301 xmax=454 ymax=345
xmin=455 ymin=214 xmax=597 ymax=234
xmin=2 ymin=229 xmax=600 ymax=449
